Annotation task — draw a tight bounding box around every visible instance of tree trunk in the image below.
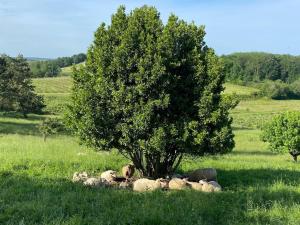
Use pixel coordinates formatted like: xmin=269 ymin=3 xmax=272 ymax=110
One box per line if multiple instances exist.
xmin=43 ymin=134 xmax=47 ymax=142
xmin=132 ymin=152 xmax=183 ymax=179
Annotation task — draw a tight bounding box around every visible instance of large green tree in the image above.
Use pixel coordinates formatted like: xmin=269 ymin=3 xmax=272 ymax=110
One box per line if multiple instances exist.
xmin=66 ymin=6 xmax=237 ymax=178
xmin=0 ymin=55 xmax=44 ymax=117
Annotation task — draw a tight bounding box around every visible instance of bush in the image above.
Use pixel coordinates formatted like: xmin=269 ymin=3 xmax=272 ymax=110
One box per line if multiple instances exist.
xmin=38 ymin=118 xmax=64 ymax=141
xmin=66 ymin=6 xmax=237 ymax=178
xmin=260 ymin=80 xmax=292 ymax=99
xmin=290 ymin=79 xmax=300 ymax=97
xmin=262 ymin=111 xmax=300 ymax=161
xmin=258 ymin=80 xmax=300 ymax=99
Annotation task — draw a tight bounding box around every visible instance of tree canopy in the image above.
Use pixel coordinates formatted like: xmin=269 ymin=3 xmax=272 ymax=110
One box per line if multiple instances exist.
xmin=66 ymin=6 xmax=237 ymax=178
xmin=262 ymin=112 xmax=300 ymax=161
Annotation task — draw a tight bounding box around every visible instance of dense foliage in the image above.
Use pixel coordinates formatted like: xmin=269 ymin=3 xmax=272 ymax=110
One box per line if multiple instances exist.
xmin=0 ymin=55 xmax=44 ymax=117
xmin=262 ymin=111 xmax=300 ymax=161
xmin=223 ymin=52 xmax=300 ymax=83
xmin=66 ymin=6 xmax=237 ymax=177
xmin=259 ymin=80 xmax=300 ymax=100
xmin=29 ymin=53 xmax=86 ymax=77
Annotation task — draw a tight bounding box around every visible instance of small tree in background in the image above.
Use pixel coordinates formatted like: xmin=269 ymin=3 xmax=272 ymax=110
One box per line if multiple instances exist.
xmin=39 ymin=118 xmax=64 ymax=142
xmin=66 ymin=6 xmax=237 ymax=178
xmin=262 ymin=112 xmax=300 ymax=161
xmin=0 ymin=55 xmax=45 ymax=117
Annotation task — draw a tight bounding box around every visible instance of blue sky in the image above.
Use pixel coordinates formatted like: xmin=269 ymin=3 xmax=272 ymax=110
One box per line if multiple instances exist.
xmin=0 ymin=0 xmax=299 ymax=58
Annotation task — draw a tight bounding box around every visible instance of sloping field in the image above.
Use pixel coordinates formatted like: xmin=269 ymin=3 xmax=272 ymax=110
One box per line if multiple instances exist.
xmin=33 ymin=76 xmax=72 ymax=94
xmin=33 ymin=77 xmax=72 ymax=114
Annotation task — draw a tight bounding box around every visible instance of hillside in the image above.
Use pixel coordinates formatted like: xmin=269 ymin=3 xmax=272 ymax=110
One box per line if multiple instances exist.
xmin=33 ymin=76 xmax=258 ymax=97
xmin=223 ymin=83 xmax=260 ymax=96
xmin=33 ymin=77 xmax=72 ymax=93
xmin=32 ymin=77 xmax=300 ymax=131
xmin=33 ymin=77 xmax=72 ymax=114
xmin=59 ymin=62 xmax=85 ymax=76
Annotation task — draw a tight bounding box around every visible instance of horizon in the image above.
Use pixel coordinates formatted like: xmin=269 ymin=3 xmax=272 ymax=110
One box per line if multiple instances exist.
xmin=1 ymin=0 xmax=299 ymax=58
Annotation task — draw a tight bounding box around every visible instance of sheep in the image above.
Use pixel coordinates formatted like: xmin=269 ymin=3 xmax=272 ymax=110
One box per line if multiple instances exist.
xmin=200 ymin=180 xmax=222 ymax=192
xmin=72 ymin=171 xmax=89 ymax=183
xmin=122 ymin=164 xmax=135 ymax=180
xmin=187 ymin=181 xmax=203 ymax=191
xmin=188 ymin=168 xmax=217 ymax=182
xmin=100 ymin=170 xmax=117 ymax=182
xmin=168 ymin=178 xmax=189 ymax=190
xmin=133 ymin=178 xmax=166 ymax=192
xmin=83 ymin=177 xmax=106 ymax=187
xmin=208 ymin=181 xmax=222 ymax=192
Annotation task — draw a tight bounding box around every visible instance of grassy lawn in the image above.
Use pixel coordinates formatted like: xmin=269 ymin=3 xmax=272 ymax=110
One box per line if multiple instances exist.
xmin=0 ymin=79 xmax=300 ymax=224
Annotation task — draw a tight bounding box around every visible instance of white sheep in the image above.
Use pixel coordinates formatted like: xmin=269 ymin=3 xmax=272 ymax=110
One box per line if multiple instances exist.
xmin=208 ymin=181 xmax=222 ymax=192
xmin=187 ymin=181 xmax=203 ymax=191
xmin=133 ymin=178 xmax=166 ymax=192
xmin=83 ymin=177 xmax=106 ymax=187
xmin=72 ymin=171 xmax=89 ymax=183
xmin=200 ymin=180 xmax=222 ymax=192
xmin=188 ymin=168 xmax=217 ymax=182
xmin=100 ymin=170 xmax=117 ymax=182
xmin=168 ymin=178 xmax=189 ymax=190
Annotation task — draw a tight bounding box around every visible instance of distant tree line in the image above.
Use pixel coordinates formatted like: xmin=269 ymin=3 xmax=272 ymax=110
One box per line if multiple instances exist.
xmin=29 ymin=53 xmax=86 ymax=77
xmin=0 ymin=55 xmax=44 ymax=117
xmin=222 ymin=52 xmax=300 ymax=83
xmin=222 ymin=52 xmax=300 ymax=99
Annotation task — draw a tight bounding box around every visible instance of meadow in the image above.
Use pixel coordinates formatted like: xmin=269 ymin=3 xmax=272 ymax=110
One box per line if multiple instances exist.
xmin=0 ymin=76 xmax=300 ymax=225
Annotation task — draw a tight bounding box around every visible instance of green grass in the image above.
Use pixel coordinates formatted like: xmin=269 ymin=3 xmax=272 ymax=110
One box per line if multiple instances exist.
xmin=33 ymin=77 xmax=72 ymax=114
xmin=59 ymin=62 xmax=85 ymax=76
xmin=1 ymin=117 xmax=300 ymax=224
xmin=33 ymin=77 xmax=257 ymax=97
xmin=1 ymin=80 xmax=300 ymax=224
xmin=33 ymin=77 xmax=72 ymax=94
xmin=231 ymin=99 xmax=300 ymax=129
xmin=223 ymin=83 xmax=260 ymax=96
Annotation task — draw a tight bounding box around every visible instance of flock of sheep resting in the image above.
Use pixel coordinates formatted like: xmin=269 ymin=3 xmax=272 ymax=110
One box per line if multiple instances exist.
xmin=72 ymin=164 xmax=222 ymax=192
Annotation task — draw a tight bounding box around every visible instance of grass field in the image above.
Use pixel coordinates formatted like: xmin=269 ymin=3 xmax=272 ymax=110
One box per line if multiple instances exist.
xmin=59 ymin=62 xmax=85 ymax=76
xmin=33 ymin=77 xmax=72 ymax=114
xmin=223 ymin=83 xmax=260 ymax=96
xmin=1 ymin=77 xmax=300 ymax=224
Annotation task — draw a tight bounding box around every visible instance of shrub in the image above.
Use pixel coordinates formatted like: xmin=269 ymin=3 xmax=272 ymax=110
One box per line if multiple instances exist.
xmin=262 ymin=111 xmax=300 ymax=161
xmin=66 ymin=6 xmax=237 ymax=178
xmin=39 ymin=118 xmax=64 ymax=141
xmin=260 ymin=80 xmax=291 ymax=99
xmin=259 ymin=80 xmax=300 ymax=100
xmin=290 ymin=79 xmax=300 ymax=98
